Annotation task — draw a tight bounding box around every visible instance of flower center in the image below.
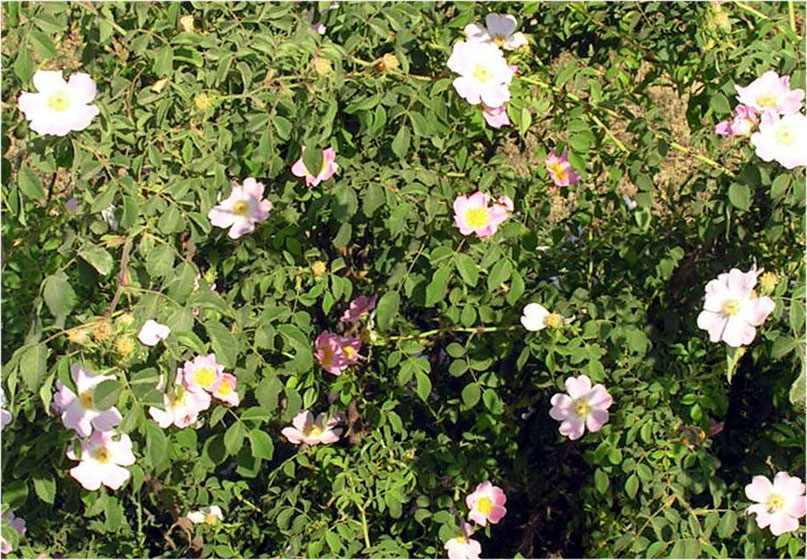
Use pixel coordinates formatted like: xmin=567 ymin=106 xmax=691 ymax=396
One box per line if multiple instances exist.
xmin=192 ymin=367 xmax=217 ymax=387
xmin=320 ymin=347 xmax=334 ymax=367
xmin=47 ymin=91 xmax=71 ymax=112
xmin=216 ymin=380 xmax=233 ymax=396
xmin=455 ymin=536 xmax=468 ymax=545
xmin=465 ymin=207 xmax=490 ymax=229
xmin=342 ymin=345 xmax=357 ymax=360
xmin=91 ymin=446 xmax=110 ymax=464
xmin=721 ymin=299 xmax=740 ymax=316
xmin=755 ymin=94 xmax=777 ymax=108
xmin=545 ymin=313 xmax=563 ymax=329
xmin=573 ymin=398 xmax=591 ymax=418
xmin=476 ymin=496 xmax=493 ymax=515
xmin=766 ymin=493 xmax=784 ymax=512
xmin=205 ymin=513 xmax=219 ymax=525
xmin=774 ymin=125 xmax=794 ymax=146
xmin=232 ymin=200 xmax=250 ymax=216
xmin=493 ymin=36 xmax=505 ymax=47
xmin=79 ymin=390 xmax=94 ymax=409
xmin=548 ymin=162 xmax=567 ymax=181
xmin=304 ymin=424 xmax=323 ymax=437
xmin=472 ymin=64 xmax=492 ymax=83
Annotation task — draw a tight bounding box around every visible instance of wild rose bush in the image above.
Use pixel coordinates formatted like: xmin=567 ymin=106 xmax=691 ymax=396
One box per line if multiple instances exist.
xmin=1 ymin=2 xmax=805 ymax=558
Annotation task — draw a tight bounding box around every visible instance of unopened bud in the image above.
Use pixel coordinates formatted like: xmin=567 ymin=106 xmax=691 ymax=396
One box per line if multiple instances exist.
xmin=375 ymin=53 xmax=399 ymax=73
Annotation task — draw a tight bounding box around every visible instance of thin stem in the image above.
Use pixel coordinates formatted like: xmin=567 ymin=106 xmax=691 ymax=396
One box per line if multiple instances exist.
xmin=385 ymin=324 xmax=520 ymax=342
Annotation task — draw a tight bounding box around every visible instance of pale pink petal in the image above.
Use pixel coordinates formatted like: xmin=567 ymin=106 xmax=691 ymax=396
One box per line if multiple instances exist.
xmin=487 ymin=504 xmax=507 ymax=524
xmin=70 ymin=461 xmax=103 ymax=491
xmin=768 ymin=511 xmax=799 ymax=535
xmin=565 ymin=375 xmax=592 ymax=399
xmin=101 ymin=463 xmax=131 ymax=490
xmin=586 ymin=409 xmax=609 ymax=433
xmin=745 ymin=475 xmax=773 ymax=502
xmin=92 ymin=408 xmax=122 ymax=432
xmin=559 ymin=417 xmax=585 ymax=440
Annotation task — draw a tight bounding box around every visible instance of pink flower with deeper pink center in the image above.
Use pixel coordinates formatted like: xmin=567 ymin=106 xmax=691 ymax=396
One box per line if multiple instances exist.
xmin=211 ymin=373 xmax=240 ymax=406
xmin=181 ymin=353 xmax=225 ymax=393
xmin=314 ymin=331 xmax=361 ymax=375
xmin=545 ymin=150 xmax=579 ymax=187
xmin=444 ymin=523 xmax=482 ymax=559
xmin=696 ymin=266 xmax=775 ymax=347
xmin=340 ymin=295 xmax=377 ymax=323
xmin=735 ymin=70 xmax=805 ymax=115
xmin=292 ymin=147 xmax=338 ymax=187
xmin=281 ymin=410 xmax=343 ymax=445
xmin=466 ymin=481 xmax=507 ymax=526
xmin=549 ymin=375 xmax=613 ymax=440
xmin=745 ymin=472 xmax=806 ymax=536
xmin=53 ymin=364 xmax=122 ymax=438
xmin=208 ymin=178 xmax=272 ymax=239
xmin=0 ymin=510 xmax=26 ymax=554
xmin=67 ymin=430 xmax=136 ymax=491
xmin=482 ymin=104 xmax=510 ymax=128
xmin=453 ymin=192 xmax=512 ymax=239
xmin=715 ymin=104 xmax=759 ymax=137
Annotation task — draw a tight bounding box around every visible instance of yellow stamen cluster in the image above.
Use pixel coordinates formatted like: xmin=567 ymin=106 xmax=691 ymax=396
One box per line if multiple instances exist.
xmin=465 ymin=207 xmax=489 ymax=229
xmin=759 ymin=272 xmax=778 ymax=295
xmin=311 ymin=261 xmax=327 ymax=277
xmin=544 ymin=313 xmax=563 ymax=329
xmin=47 ymin=91 xmax=70 ymax=112
xmin=721 ymin=299 xmax=740 ymax=316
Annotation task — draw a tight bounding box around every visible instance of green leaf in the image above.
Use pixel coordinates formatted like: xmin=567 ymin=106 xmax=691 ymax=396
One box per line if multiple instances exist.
xmin=33 ymin=473 xmax=56 ymax=504
xmin=30 ymin=30 xmax=57 ymax=59
xmin=255 ymin=374 xmax=283 ymax=412
xmin=224 ymin=421 xmax=246 ymax=456
xmin=789 ymin=368 xmax=806 ymax=409
xmin=13 ymin=48 xmax=34 ymax=82
xmin=79 ymin=245 xmax=114 ymax=276
xmin=20 ymin=343 xmax=49 ymax=392
xmin=454 ymin=253 xmax=479 ymax=287
xmin=302 ymin=146 xmax=323 ymax=177
xmin=717 ymin=510 xmax=737 ymax=538
xmin=153 ymin=46 xmax=174 ymax=75
xmin=206 ymin=321 xmax=239 ymax=368
xmin=461 ymin=382 xmax=481 ymax=408
xmin=594 ymin=468 xmax=609 ymax=494
xmin=247 ymin=429 xmax=274 ymax=460
xmin=376 ymin=291 xmax=400 ymax=332
xmin=625 ymin=473 xmax=639 ymax=498
xmin=145 ymin=422 xmax=168 ymax=470
xmin=486 ymin=259 xmax=512 ymax=292
xmin=709 ymin=92 xmax=730 ymax=114
xmin=414 ymin=370 xmax=432 ymax=402
xmin=391 ymin=125 xmax=410 ymax=159
xmin=425 ymin=264 xmax=452 ymax=307
xmin=42 ymin=272 xmax=77 ymax=327
xmin=728 ymin=183 xmax=751 ymax=211
xmin=18 ymin=164 xmax=46 ymax=201
xmin=93 ymin=380 xmax=121 ymax=410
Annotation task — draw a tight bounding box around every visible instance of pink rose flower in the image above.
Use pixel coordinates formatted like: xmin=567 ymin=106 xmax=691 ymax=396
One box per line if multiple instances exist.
xmin=208 ymin=177 xmax=272 ymax=239
xmin=745 ymin=472 xmax=807 ymax=536
xmin=466 ymin=481 xmax=507 ymax=526
xmin=447 ymin=41 xmax=514 ymax=107
xmin=292 ymin=147 xmax=338 ymax=187
xmin=735 ymin=70 xmax=805 ymax=115
xmin=314 ymin=331 xmax=361 ymax=375
xmin=1 ymin=388 xmax=11 ymax=430
xmin=0 ymin=510 xmax=26 ymax=554
xmin=137 ymin=319 xmax=170 ymax=346
xmin=181 ymin=353 xmax=225 ymax=393
xmin=482 ymin=104 xmax=510 ymax=129
xmin=17 ymin=70 xmax=99 ymax=136
xmin=750 ymin=111 xmax=807 ymax=170
xmin=464 ymin=13 xmax=528 ymax=50
xmin=53 ymin=364 xmax=122 ymax=438
xmin=715 ymin=104 xmax=759 ymax=137
xmin=545 ymin=150 xmax=579 ymax=187
xmin=453 ymin=192 xmax=512 ymax=239
xmin=549 ymin=374 xmax=613 ymax=440
xmin=148 ymin=371 xmax=211 ymax=429
xmin=696 ymin=266 xmax=775 ymax=347
xmin=281 ymin=410 xmax=342 ymax=445
xmin=444 ymin=523 xmax=482 ymax=559
xmin=211 ymin=373 xmax=240 ymax=406
xmin=67 ymin=430 xmax=136 ymax=491
xmin=340 ymin=295 xmax=377 ymax=323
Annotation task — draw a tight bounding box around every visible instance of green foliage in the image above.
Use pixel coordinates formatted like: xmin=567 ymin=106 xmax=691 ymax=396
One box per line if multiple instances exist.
xmin=1 ymin=2 xmax=804 ymax=559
